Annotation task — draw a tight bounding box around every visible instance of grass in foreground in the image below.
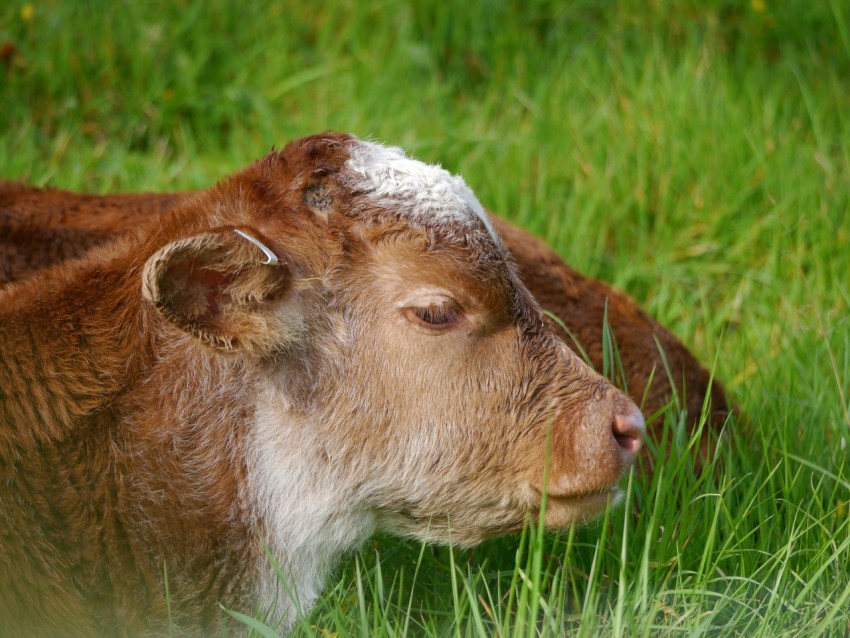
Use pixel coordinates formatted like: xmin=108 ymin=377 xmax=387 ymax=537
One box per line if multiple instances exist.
xmin=1 ymin=0 xmax=848 ymax=635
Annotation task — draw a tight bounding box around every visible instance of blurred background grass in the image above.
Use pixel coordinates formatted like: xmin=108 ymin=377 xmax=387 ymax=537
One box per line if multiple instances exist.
xmin=2 ymin=0 xmax=849 ymax=635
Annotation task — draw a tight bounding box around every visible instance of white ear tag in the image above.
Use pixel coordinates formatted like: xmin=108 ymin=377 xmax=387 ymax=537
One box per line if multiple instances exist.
xmin=233 ymin=229 xmax=280 ymax=266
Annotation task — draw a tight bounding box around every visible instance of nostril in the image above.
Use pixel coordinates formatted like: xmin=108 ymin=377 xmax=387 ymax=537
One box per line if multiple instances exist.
xmin=612 ymin=410 xmax=645 ymax=461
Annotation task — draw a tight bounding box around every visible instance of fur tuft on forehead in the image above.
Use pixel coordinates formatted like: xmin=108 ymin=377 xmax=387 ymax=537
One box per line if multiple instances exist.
xmin=343 ymin=140 xmax=499 ymax=242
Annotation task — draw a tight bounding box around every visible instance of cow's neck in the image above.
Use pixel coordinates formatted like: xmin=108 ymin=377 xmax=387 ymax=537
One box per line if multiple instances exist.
xmin=247 ymin=385 xmax=379 ymax=629
xmin=0 ymin=246 xmax=149 ymax=456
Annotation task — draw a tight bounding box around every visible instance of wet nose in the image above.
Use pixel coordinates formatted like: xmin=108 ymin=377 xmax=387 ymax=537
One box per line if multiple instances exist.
xmin=612 ymin=407 xmax=645 ymax=464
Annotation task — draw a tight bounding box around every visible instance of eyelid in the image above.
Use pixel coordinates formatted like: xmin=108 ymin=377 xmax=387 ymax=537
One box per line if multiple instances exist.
xmin=401 ymin=297 xmax=465 ymax=332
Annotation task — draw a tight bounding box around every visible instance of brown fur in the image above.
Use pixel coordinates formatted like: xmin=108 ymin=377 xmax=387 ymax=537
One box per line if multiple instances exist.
xmin=0 ymin=134 xmax=643 ymax=635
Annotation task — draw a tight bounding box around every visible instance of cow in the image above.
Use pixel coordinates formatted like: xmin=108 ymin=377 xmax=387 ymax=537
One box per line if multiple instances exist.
xmin=0 ymin=133 xmax=645 ymax=636
xmin=0 ymin=151 xmax=733 ymax=457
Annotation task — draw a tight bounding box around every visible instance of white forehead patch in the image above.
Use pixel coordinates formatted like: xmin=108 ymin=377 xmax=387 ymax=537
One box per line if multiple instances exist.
xmin=344 ymin=140 xmax=499 ymax=242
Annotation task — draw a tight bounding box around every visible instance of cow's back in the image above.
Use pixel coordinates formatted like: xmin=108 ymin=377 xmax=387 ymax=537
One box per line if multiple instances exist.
xmin=0 ymin=181 xmax=188 ymax=287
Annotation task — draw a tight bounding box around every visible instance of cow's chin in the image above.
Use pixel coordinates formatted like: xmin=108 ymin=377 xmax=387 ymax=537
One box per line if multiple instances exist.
xmin=539 ymin=487 xmax=622 ymax=529
xmin=377 ymin=489 xmax=622 ymax=547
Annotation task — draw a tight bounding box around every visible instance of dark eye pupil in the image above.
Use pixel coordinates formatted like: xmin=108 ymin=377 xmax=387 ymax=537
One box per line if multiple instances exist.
xmin=415 ymin=305 xmax=455 ymax=326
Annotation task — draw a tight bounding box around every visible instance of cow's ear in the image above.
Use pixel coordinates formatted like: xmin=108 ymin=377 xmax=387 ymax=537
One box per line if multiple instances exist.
xmin=142 ymin=228 xmax=298 ymax=354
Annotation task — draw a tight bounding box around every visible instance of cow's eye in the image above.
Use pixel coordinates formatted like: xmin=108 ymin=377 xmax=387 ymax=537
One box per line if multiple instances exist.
xmin=404 ymin=301 xmax=462 ymax=331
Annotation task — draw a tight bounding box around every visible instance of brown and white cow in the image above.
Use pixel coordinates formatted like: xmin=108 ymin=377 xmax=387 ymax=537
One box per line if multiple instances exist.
xmin=0 ymin=151 xmax=733 ymax=454
xmin=0 ymin=133 xmax=644 ymax=636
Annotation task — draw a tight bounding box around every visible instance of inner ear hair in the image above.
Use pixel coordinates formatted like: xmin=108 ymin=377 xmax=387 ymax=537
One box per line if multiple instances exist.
xmin=142 ymin=228 xmax=295 ymax=354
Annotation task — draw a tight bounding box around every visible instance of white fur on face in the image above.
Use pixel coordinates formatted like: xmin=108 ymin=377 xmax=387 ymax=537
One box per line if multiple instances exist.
xmin=344 ymin=140 xmax=499 ymax=242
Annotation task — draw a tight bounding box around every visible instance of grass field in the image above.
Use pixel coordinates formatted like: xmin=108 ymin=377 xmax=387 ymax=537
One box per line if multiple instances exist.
xmin=2 ymin=0 xmax=849 ymax=635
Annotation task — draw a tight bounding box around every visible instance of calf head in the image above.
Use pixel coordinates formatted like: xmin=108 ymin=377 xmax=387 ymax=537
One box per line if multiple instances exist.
xmin=139 ymin=134 xmax=644 ymax=555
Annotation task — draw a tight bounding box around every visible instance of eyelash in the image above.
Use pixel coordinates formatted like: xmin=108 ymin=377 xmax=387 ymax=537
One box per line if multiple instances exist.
xmin=407 ymin=302 xmax=461 ymax=330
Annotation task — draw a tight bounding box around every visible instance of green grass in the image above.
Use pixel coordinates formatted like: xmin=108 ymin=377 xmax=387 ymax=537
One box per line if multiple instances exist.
xmin=2 ymin=0 xmax=849 ymax=635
